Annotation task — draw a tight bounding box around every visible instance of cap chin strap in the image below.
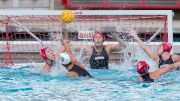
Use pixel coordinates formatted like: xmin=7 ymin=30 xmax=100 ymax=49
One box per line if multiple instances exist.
xmin=45 ymin=58 xmax=54 ymax=67
xmin=62 ymin=62 xmax=72 ymax=70
xmin=140 ymin=68 xmax=149 ymax=75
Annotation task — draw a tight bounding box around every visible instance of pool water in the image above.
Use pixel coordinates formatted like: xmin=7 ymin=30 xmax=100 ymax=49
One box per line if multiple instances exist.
xmin=0 ymin=65 xmax=179 ymax=101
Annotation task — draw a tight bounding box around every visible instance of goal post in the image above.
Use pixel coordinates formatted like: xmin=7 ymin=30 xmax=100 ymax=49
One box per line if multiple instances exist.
xmin=0 ymin=10 xmax=173 ymax=65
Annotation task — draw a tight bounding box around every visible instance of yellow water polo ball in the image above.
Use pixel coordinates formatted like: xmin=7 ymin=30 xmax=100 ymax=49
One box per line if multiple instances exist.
xmin=60 ymin=10 xmax=74 ymax=23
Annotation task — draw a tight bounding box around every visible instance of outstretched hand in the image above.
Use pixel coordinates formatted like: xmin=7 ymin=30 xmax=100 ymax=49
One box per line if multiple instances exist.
xmin=62 ymin=39 xmax=70 ymax=45
xmin=61 ymin=23 xmax=67 ymax=31
xmin=55 ymin=32 xmax=63 ymax=42
xmin=128 ymin=28 xmax=138 ymax=38
xmin=108 ymin=32 xmax=119 ymax=38
xmin=176 ymin=62 xmax=180 ymax=67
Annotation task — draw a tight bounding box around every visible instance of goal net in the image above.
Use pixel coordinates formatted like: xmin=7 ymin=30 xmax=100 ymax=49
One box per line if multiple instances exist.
xmin=0 ymin=10 xmax=173 ymax=65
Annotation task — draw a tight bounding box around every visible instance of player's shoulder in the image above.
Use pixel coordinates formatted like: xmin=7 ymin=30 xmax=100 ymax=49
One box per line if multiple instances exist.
xmin=171 ymin=53 xmax=179 ymax=57
xmin=171 ymin=54 xmax=180 ymax=61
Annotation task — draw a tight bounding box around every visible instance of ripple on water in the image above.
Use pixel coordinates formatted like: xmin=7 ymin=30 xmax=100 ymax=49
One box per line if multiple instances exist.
xmin=0 ymin=65 xmax=179 ymax=100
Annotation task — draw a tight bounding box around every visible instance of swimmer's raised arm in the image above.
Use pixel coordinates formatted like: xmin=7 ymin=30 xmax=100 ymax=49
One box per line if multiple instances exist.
xmin=62 ymin=39 xmax=82 ymax=67
xmin=153 ymin=62 xmax=180 ymax=78
xmin=129 ymin=29 xmax=159 ymax=63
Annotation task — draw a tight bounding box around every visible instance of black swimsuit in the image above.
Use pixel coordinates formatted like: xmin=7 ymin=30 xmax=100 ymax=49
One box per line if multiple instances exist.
xmin=89 ymin=47 xmax=109 ymax=69
xmin=69 ymin=64 xmax=93 ymax=77
xmin=141 ymin=73 xmax=154 ymax=83
xmin=158 ymin=55 xmax=174 ymax=68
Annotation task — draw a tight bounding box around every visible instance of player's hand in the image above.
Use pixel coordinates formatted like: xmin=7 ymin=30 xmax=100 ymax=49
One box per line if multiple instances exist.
xmin=55 ymin=32 xmax=63 ymax=42
xmin=61 ymin=24 xmax=68 ymax=32
xmin=128 ymin=28 xmax=137 ymax=37
xmin=108 ymin=32 xmax=118 ymax=38
xmin=176 ymin=62 xmax=180 ymax=67
xmin=63 ymin=39 xmax=70 ymax=44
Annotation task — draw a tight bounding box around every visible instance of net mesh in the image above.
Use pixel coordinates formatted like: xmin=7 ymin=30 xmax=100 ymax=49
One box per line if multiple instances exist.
xmin=0 ymin=12 xmax=168 ymax=65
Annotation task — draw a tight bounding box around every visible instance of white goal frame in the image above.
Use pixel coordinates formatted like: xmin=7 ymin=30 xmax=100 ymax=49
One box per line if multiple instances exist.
xmin=0 ymin=10 xmax=174 ymax=65
xmin=0 ymin=9 xmax=173 ymax=42
xmin=0 ymin=10 xmax=174 ymax=49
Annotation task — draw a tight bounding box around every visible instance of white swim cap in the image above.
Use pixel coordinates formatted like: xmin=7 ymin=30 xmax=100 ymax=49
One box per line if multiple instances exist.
xmin=60 ymin=52 xmax=71 ymax=65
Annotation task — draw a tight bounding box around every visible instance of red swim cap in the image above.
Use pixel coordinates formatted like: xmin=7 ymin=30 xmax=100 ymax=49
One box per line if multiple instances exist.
xmin=93 ymin=32 xmax=105 ymax=42
xmin=136 ymin=61 xmax=150 ymax=74
xmin=40 ymin=48 xmax=47 ymax=59
xmin=162 ymin=42 xmax=172 ymax=52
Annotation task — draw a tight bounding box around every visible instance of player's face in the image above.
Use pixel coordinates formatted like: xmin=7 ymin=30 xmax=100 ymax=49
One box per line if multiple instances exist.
xmin=45 ymin=48 xmax=55 ymax=60
xmin=157 ymin=45 xmax=163 ymax=55
xmin=93 ymin=34 xmax=103 ymax=47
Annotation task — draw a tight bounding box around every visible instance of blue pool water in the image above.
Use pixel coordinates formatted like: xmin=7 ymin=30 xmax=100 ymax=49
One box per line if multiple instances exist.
xmin=0 ymin=65 xmax=179 ymax=101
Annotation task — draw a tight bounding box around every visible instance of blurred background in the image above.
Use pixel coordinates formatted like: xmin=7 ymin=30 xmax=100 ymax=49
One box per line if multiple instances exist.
xmin=0 ymin=0 xmax=179 ymax=64
xmin=0 ymin=0 xmax=179 ymax=42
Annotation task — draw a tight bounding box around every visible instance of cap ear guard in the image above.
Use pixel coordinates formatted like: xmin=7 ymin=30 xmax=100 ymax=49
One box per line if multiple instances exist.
xmin=162 ymin=42 xmax=172 ymax=52
xmin=136 ymin=61 xmax=149 ymax=75
xmin=40 ymin=48 xmax=47 ymax=59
